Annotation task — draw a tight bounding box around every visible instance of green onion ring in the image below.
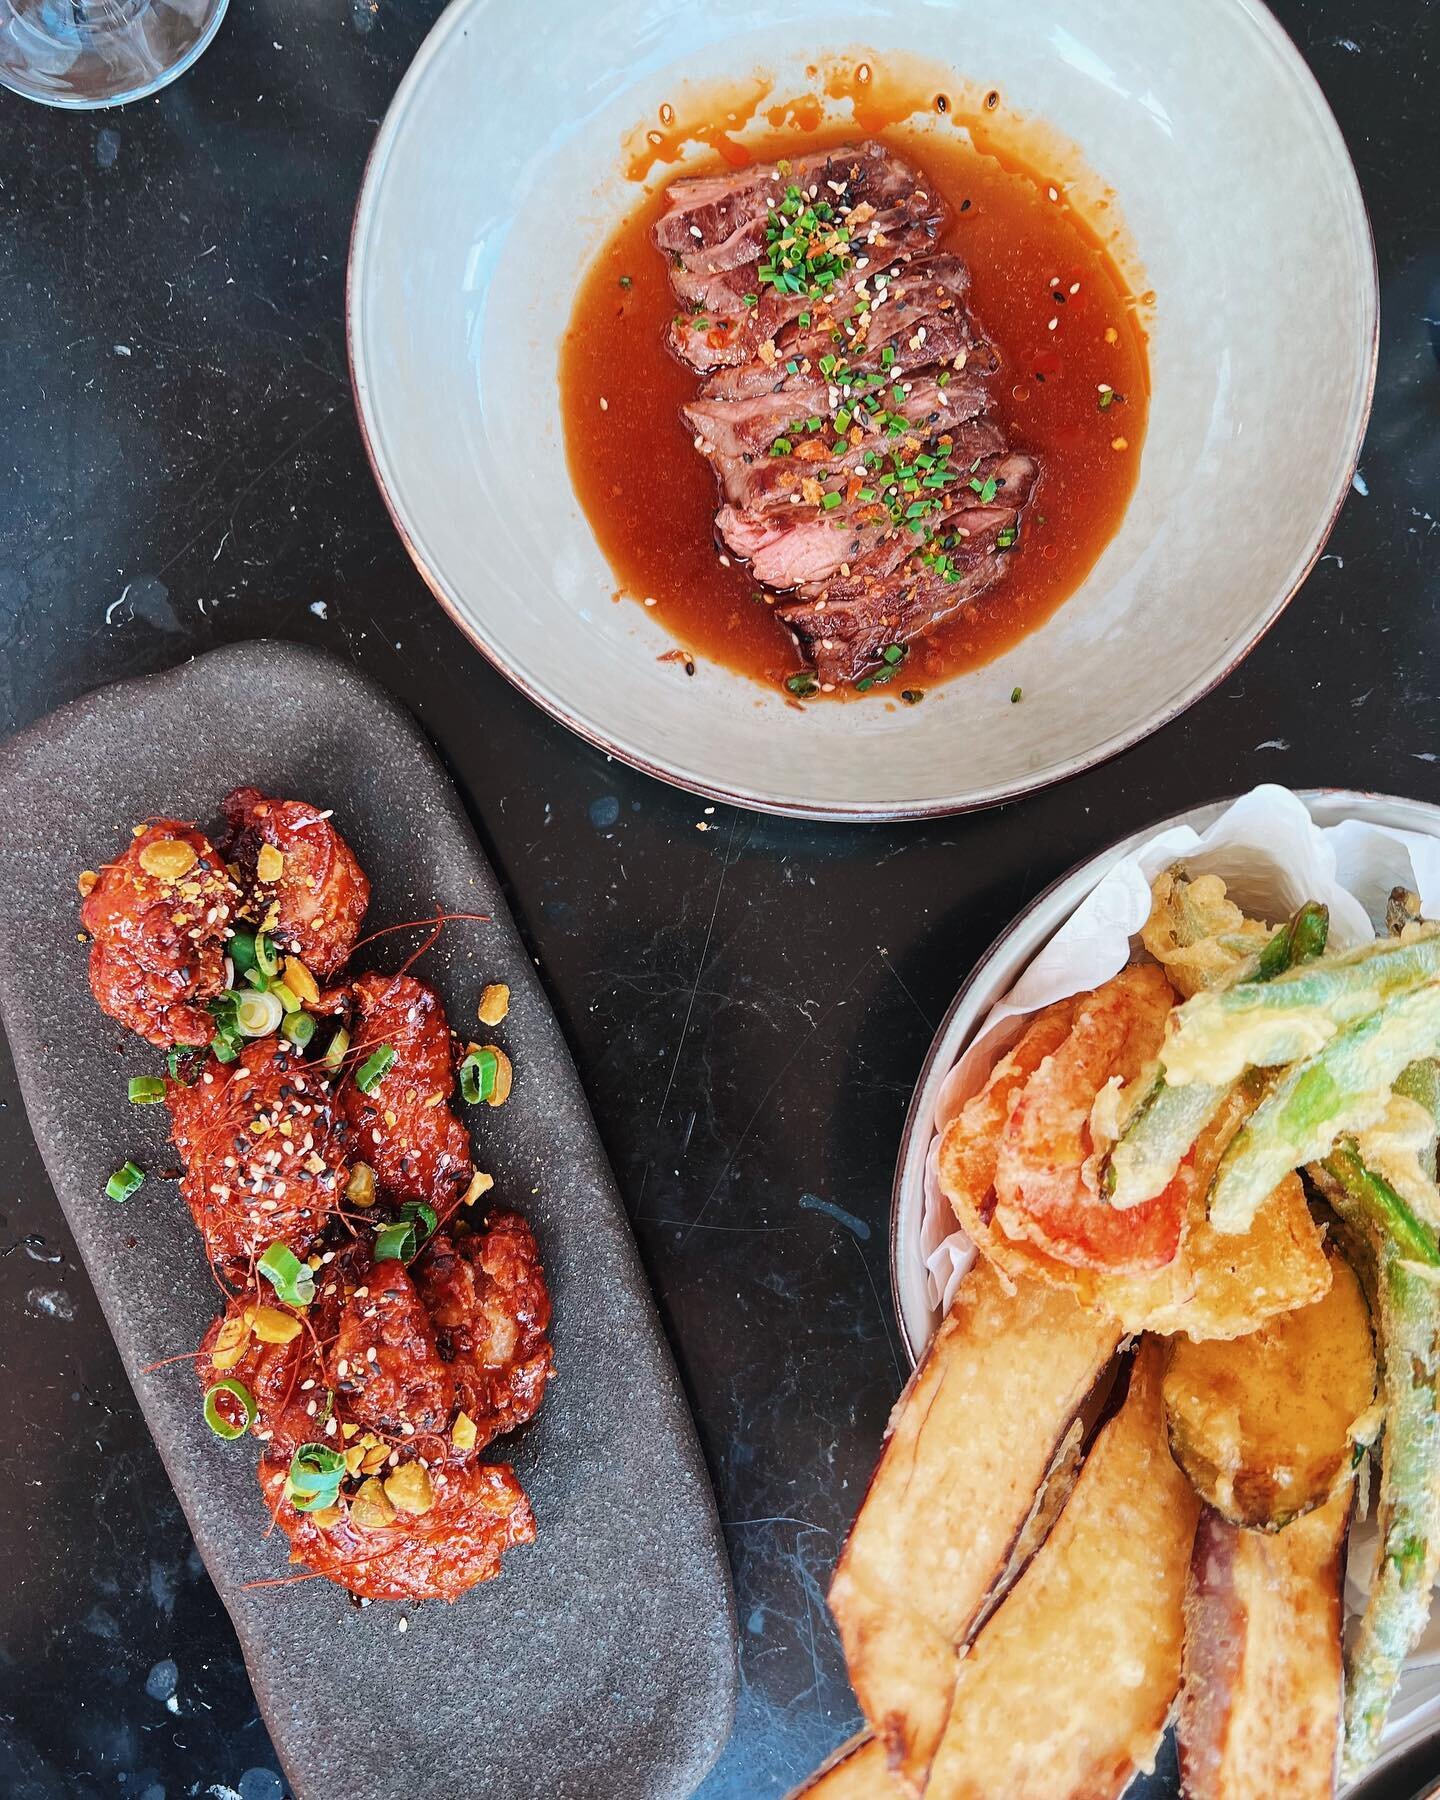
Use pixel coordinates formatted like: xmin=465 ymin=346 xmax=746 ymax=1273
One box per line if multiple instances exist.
xmin=203 ymin=1378 xmax=256 ymax=1441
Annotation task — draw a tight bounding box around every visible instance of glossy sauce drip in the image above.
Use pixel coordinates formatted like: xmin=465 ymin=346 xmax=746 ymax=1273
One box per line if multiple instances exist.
xmin=562 ymin=111 xmax=1150 ymax=699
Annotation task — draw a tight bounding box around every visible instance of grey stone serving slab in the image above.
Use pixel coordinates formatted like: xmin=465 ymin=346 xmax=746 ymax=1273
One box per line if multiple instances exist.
xmin=0 ymin=641 xmax=736 ymax=1800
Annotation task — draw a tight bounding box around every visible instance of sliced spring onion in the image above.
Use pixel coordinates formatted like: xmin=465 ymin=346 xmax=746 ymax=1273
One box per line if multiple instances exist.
xmin=106 ymin=1161 xmax=144 ymax=1202
xmin=166 ymin=1047 xmax=204 ymax=1085
xmin=784 ymin=672 xmax=819 ymax=699
xmin=235 ymin=988 xmax=284 ymax=1038
xmin=459 ymin=1047 xmax=499 ymax=1106
xmin=243 ymin=967 xmax=270 ymax=992
xmin=128 ymin=1075 xmax=167 ymax=1104
xmin=354 ymin=1045 xmax=396 ymax=1095
xmin=229 ymin=931 xmax=259 ymax=975
xmin=269 ymin=979 xmax=301 ymax=1014
xmin=256 ymin=1241 xmax=316 ymax=1307
xmin=281 ymin=1011 xmax=316 ymax=1050
xmin=211 ymin=1033 xmax=239 ymax=1064
xmin=373 ymin=1220 xmax=417 ymax=1262
xmin=254 ymin=931 xmax=281 ymax=978
xmin=322 ymin=1025 xmax=351 ymax=1074
xmin=286 ymin=1442 xmax=346 ymax=1512
xmin=203 ymin=1378 xmax=256 ymax=1441
xmin=401 ymin=1200 xmax=438 ymax=1243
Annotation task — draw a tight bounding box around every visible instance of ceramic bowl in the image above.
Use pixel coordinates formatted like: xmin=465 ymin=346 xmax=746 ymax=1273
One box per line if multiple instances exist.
xmin=349 ymin=0 xmax=1376 ymax=820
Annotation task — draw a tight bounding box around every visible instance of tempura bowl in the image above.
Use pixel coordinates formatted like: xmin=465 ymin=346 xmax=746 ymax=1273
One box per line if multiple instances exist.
xmin=349 ymin=0 xmax=1376 ymax=819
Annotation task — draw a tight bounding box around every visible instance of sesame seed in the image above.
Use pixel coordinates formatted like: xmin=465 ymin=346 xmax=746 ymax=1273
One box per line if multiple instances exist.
xmin=1047 ymin=318 xmax=1058 ymax=332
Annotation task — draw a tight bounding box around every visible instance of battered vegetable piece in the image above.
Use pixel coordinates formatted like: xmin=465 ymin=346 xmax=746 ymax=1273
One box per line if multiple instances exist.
xmin=993 ymin=964 xmax=1187 ymax=1273
xmin=1209 ymin=982 xmax=1440 ymax=1232
xmin=416 ymin=1216 xmax=554 ymax=1450
xmin=80 ymin=820 xmax=241 ymax=1047
xmin=1314 ymin=1136 xmax=1440 ymax=1778
xmin=341 ymin=972 xmax=474 ymax=1220
xmin=222 ymin=786 xmax=370 ymax=978
xmin=1178 ymin=1489 xmax=1350 ymax=1800
xmin=827 ymin=1258 xmax=1120 ymax=1789
xmin=327 ymin=1255 xmax=454 ymax=1439
xmin=946 ymin=1072 xmax=1332 ymax=1340
xmin=924 ymin=1341 xmax=1199 ymax=1800
xmin=1161 ymin=1249 xmax=1377 ymax=1529
xmin=168 ymin=1037 xmax=350 ymax=1270
xmin=259 ymin=1453 xmax=537 ymax=1602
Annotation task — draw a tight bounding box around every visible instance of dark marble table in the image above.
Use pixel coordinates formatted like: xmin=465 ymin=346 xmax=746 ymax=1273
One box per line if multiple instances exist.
xmin=1 ymin=3 xmax=1436 ymax=1796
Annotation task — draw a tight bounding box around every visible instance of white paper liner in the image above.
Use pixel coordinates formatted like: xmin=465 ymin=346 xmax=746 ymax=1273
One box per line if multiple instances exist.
xmin=921 ymin=785 xmax=1440 ymax=1315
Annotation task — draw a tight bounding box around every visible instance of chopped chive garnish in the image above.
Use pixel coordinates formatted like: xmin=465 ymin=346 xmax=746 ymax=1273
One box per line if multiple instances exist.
xmin=106 ymin=1161 xmax=144 ymax=1202
xmin=354 ymin=1046 xmax=396 ymax=1095
xmin=257 ymin=1241 xmax=315 ymax=1307
xmin=881 ymin=644 xmax=907 ymax=666
xmin=618 ymin=275 xmax=633 ymax=289
xmin=821 ymin=491 xmax=843 ymax=511
xmin=785 ymin=672 xmax=819 ymax=699
xmin=401 ymin=1200 xmax=439 ymax=1243
xmin=770 ymin=437 xmax=793 ymax=457
xmin=203 ymin=1378 xmax=256 ymax=1441
xmin=286 ymin=1442 xmax=345 ymax=1513
xmin=128 ymin=1075 xmax=167 ymax=1104
xmin=1011 ymin=686 xmax=1023 ymax=703
xmin=374 ymin=1220 xmax=417 ymax=1262
xmin=460 ymin=1047 xmax=499 ymax=1106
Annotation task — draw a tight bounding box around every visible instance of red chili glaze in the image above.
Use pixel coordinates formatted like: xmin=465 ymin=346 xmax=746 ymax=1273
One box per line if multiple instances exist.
xmin=259 ymin=1453 xmax=537 ymax=1603
xmin=417 ymin=1216 xmax=555 ymax=1450
xmin=222 ymin=786 xmax=370 ymax=977
xmin=327 ymin=1255 xmax=455 ymax=1438
xmin=341 ymin=972 xmax=474 ymax=1220
xmin=81 ymin=820 xmax=240 ymax=1048
xmin=168 ymin=1037 xmax=350 ymax=1271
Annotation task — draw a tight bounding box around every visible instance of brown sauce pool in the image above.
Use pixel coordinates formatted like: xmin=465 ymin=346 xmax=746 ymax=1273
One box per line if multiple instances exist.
xmin=560 ymin=101 xmax=1150 ymax=700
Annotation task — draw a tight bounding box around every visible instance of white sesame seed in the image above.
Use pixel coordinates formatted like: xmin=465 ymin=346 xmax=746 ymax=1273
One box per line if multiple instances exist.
xmin=1047 ymin=318 xmax=1058 ymax=332
xmin=1047 ymin=186 xmax=1059 ymax=201
xmin=644 ymin=596 xmax=657 ymax=607
xmin=598 ymin=396 xmax=608 ymax=411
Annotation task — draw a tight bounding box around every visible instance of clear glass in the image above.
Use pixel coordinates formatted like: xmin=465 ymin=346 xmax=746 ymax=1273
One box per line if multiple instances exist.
xmin=0 ymin=0 xmax=228 ymax=108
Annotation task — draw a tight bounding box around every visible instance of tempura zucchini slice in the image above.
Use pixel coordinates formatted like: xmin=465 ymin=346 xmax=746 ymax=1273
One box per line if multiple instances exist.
xmin=1161 ymin=1248 xmax=1377 ymax=1529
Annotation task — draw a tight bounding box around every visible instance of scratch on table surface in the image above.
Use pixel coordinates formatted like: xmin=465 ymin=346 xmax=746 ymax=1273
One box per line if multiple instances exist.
xmin=679 ymin=945 xmax=883 ymax=1248
xmin=653 ymin=808 xmax=746 ymax=1128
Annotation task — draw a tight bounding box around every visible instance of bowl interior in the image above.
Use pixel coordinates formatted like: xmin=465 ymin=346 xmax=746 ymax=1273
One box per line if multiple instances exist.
xmin=350 ymin=0 xmax=1375 ymax=818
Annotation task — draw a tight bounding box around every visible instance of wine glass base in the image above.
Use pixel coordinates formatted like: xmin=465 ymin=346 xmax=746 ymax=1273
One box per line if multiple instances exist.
xmin=0 ymin=0 xmax=229 ymax=108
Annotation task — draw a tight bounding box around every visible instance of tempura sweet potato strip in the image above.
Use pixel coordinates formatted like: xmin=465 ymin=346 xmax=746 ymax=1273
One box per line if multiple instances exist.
xmin=828 ymin=1259 xmax=1120 ymax=1791
xmin=924 ymin=1340 xmax=1199 ymax=1800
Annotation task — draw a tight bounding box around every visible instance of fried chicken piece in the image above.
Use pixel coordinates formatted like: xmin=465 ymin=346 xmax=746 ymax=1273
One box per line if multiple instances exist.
xmin=326 ymin=1255 xmax=454 ymax=1439
xmin=417 ymin=1217 xmax=553 ymax=1450
xmin=196 ymin=1248 xmax=357 ymax=1454
xmin=80 ymin=820 xmax=240 ymax=1048
xmin=168 ymin=1037 xmax=350 ymax=1271
xmin=340 ymin=972 xmax=474 ymax=1221
xmin=258 ymin=1454 xmax=536 ymax=1602
xmin=222 ymin=786 xmax=370 ymax=978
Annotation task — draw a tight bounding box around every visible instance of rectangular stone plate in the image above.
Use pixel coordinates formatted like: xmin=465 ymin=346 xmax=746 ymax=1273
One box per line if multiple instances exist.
xmin=0 ymin=642 xmax=736 ymax=1800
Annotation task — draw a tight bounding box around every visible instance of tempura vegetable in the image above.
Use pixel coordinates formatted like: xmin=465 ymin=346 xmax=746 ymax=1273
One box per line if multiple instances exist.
xmin=1178 ymin=1486 xmax=1351 ymax=1800
xmin=924 ymin=1341 xmax=1198 ymax=1799
xmin=827 ymin=1258 xmax=1119 ymax=1788
xmin=1312 ymin=1094 xmax=1440 ymax=1777
xmin=1161 ymin=931 xmax=1440 ymax=1090
xmin=1161 ymin=1248 xmax=1377 ymax=1529
xmin=1209 ymin=983 xmax=1440 ymax=1232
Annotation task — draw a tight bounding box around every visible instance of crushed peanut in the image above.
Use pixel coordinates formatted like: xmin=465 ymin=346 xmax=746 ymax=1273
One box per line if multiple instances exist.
xmin=477 ymin=983 xmax=510 ymax=1027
